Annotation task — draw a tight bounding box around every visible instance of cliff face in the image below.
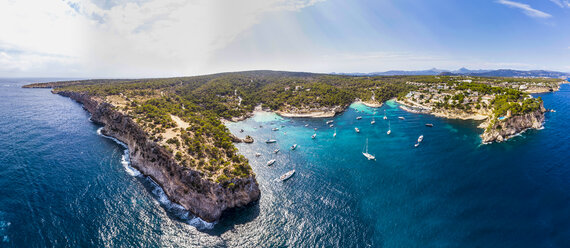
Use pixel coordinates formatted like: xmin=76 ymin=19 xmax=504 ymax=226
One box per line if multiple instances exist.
xmin=58 ymin=91 xmax=260 ymax=222
xmin=481 ymin=103 xmax=546 ymax=143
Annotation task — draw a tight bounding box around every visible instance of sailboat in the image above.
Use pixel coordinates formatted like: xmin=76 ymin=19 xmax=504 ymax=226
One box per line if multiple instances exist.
xmin=386 ymin=121 xmax=391 ymax=135
xmin=265 ymin=130 xmax=277 ymax=143
xmin=383 ymin=110 xmax=388 ymax=120
xmin=333 ymin=128 xmax=337 ymax=138
xmin=362 ymin=138 xmax=375 ymax=160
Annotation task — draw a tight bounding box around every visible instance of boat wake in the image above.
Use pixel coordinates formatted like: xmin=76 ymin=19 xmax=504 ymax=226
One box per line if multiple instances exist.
xmin=96 ymin=127 xmax=215 ymax=229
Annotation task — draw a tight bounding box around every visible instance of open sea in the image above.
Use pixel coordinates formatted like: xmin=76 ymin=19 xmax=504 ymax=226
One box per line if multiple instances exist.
xmin=1 ymin=78 xmax=570 ymax=247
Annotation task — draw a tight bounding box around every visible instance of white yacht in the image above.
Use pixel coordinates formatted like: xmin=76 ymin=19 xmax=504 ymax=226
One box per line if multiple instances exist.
xmin=418 ymin=135 xmax=424 ymax=143
xmin=280 ymin=170 xmax=295 ymax=181
xmin=267 ymin=159 xmax=276 ymax=166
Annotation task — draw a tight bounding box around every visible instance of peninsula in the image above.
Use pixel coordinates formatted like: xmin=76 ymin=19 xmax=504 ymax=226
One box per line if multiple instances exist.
xmin=23 ymin=71 xmax=564 ymax=221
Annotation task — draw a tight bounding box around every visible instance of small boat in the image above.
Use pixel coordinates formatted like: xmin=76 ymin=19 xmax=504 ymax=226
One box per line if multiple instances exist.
xmin=240 ymin=129 xmax=244 ymax=133
xmin=274 ymin=149 xmax=280 ymax=154
xmin=290 ymin=144 xmax=297 ymax=150
xmin=387 ymin=121 xmax=391 ymax=135
xmin=326 ymin=120 xmax=334 ymax=125
xmin=383 ymin=110 xmax=388 ymax=120
xmin=398 ymin=117 xmax=405 ymax=120
xmin=304 ymin=124 xmax=309 ymax=127
xmin=356 ymin=116 xmax=362 ymax=120
xmin=414 ymin=143 xmax=419 ymax=148
xmin=266 ymin=131 xmax=277 ymax=143
xmin=272 ymin=127 xmax=279 ymax=131
xmin=255 ymin=152 xmax=261 ymax=157
xmin=371 ymin=113 xmax=376 ymax=125
xmin=267 ymin=159 xmax=276 ymax=166
xmin=355 ymin=127 xmax=360 ymax=133
xmin=314 ymin=128 xmax=317 ymax=131
xmin=280 ymin=170 xmax=295 ymax=181
xmin=418 ymin=135 xmax=424 ymax=143
xmin=551 ymin=109 xmax=556 ymax=113
xmin=329 ymin=124 xmax=334 ymax=128
xmin=425 ymin=123 xmax=433 ymax=127
xmin=333 ymin=128 xmax=337 ymax=138
xmin=362 ymin=138 xmax=375 ymax=160
xmin=311 ymin=133 xmax=317 ymax=139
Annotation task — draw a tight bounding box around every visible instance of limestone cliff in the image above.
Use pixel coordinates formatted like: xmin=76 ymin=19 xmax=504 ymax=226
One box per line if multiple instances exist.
xmin=58 ymin=91 xmax=260 ymax=222
xmin=481 ymin=103 xmax=546 ymax=143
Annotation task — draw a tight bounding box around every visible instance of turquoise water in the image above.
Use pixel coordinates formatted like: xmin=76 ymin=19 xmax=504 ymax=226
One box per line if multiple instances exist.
xmin=1 ymin=79 xmax=570 ymax=247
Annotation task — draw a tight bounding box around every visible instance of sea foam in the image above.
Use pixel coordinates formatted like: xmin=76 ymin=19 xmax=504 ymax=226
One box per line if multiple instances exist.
xmin=96 ymin=127 xmax=214 ymax=229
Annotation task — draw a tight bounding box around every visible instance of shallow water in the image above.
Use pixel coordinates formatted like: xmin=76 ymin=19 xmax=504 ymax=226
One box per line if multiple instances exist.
xmin=1 ymin=79 xmax=570 ymax=247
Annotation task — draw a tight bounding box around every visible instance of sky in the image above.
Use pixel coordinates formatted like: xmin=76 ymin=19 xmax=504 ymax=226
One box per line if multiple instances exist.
xmin=0 ymin=0 xmax=569 ymax=77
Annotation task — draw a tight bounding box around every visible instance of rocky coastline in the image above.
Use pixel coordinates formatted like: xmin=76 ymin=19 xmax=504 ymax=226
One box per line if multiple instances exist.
xmin=480 ymin=103 xmax=546 ymax=143
xmin=57 ymin=91 xmax=260 ymax=223
xmin=397 ymin=99 xmax=545 ymax=143
xmin=275 ymin=105 xmax=346 ymax=118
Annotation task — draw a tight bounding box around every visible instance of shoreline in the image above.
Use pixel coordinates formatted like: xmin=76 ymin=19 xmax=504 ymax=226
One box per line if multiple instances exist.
xmin=96 ymin=127 xmax=215 ymax=229
xmin=396 ymin=99 xmax=489 ymax=121
xmin=57 ymin=91 xmax=260 ymax=223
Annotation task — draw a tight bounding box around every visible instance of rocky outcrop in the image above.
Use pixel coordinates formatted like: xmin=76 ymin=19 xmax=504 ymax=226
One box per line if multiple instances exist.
xmin=243 ymin=135 xmax=254 ymax=143
xmin=481 ymin=104 xmax=546 ymax=143
xmin=57 ymin=91 xmax=260 ymax=222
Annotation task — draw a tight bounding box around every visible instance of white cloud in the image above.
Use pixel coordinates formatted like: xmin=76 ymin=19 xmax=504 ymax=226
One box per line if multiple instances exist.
xmin=550 ymin=0 xmax=570 ymax=8
xmin=0 ymin=0 xmax=325 ymax=77
xmin=496 ymin=0 xmax=552 ymax=18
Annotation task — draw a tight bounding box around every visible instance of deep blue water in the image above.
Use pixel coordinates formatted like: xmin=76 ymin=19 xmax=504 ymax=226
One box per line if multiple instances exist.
xmin=1 ymin=79 xmax=570 ymax=247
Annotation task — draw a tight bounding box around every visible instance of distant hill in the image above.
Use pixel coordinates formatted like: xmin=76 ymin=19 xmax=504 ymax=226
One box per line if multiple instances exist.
xmin=444 ymin=69 xmax=570 ymax=78
xmin=338 ymin=68 xmax=570 ymax=78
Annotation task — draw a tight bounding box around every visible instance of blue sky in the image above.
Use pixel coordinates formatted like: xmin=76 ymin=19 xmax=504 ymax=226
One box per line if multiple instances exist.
xmin=0 ymin=0 xmax=569 ymax=77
